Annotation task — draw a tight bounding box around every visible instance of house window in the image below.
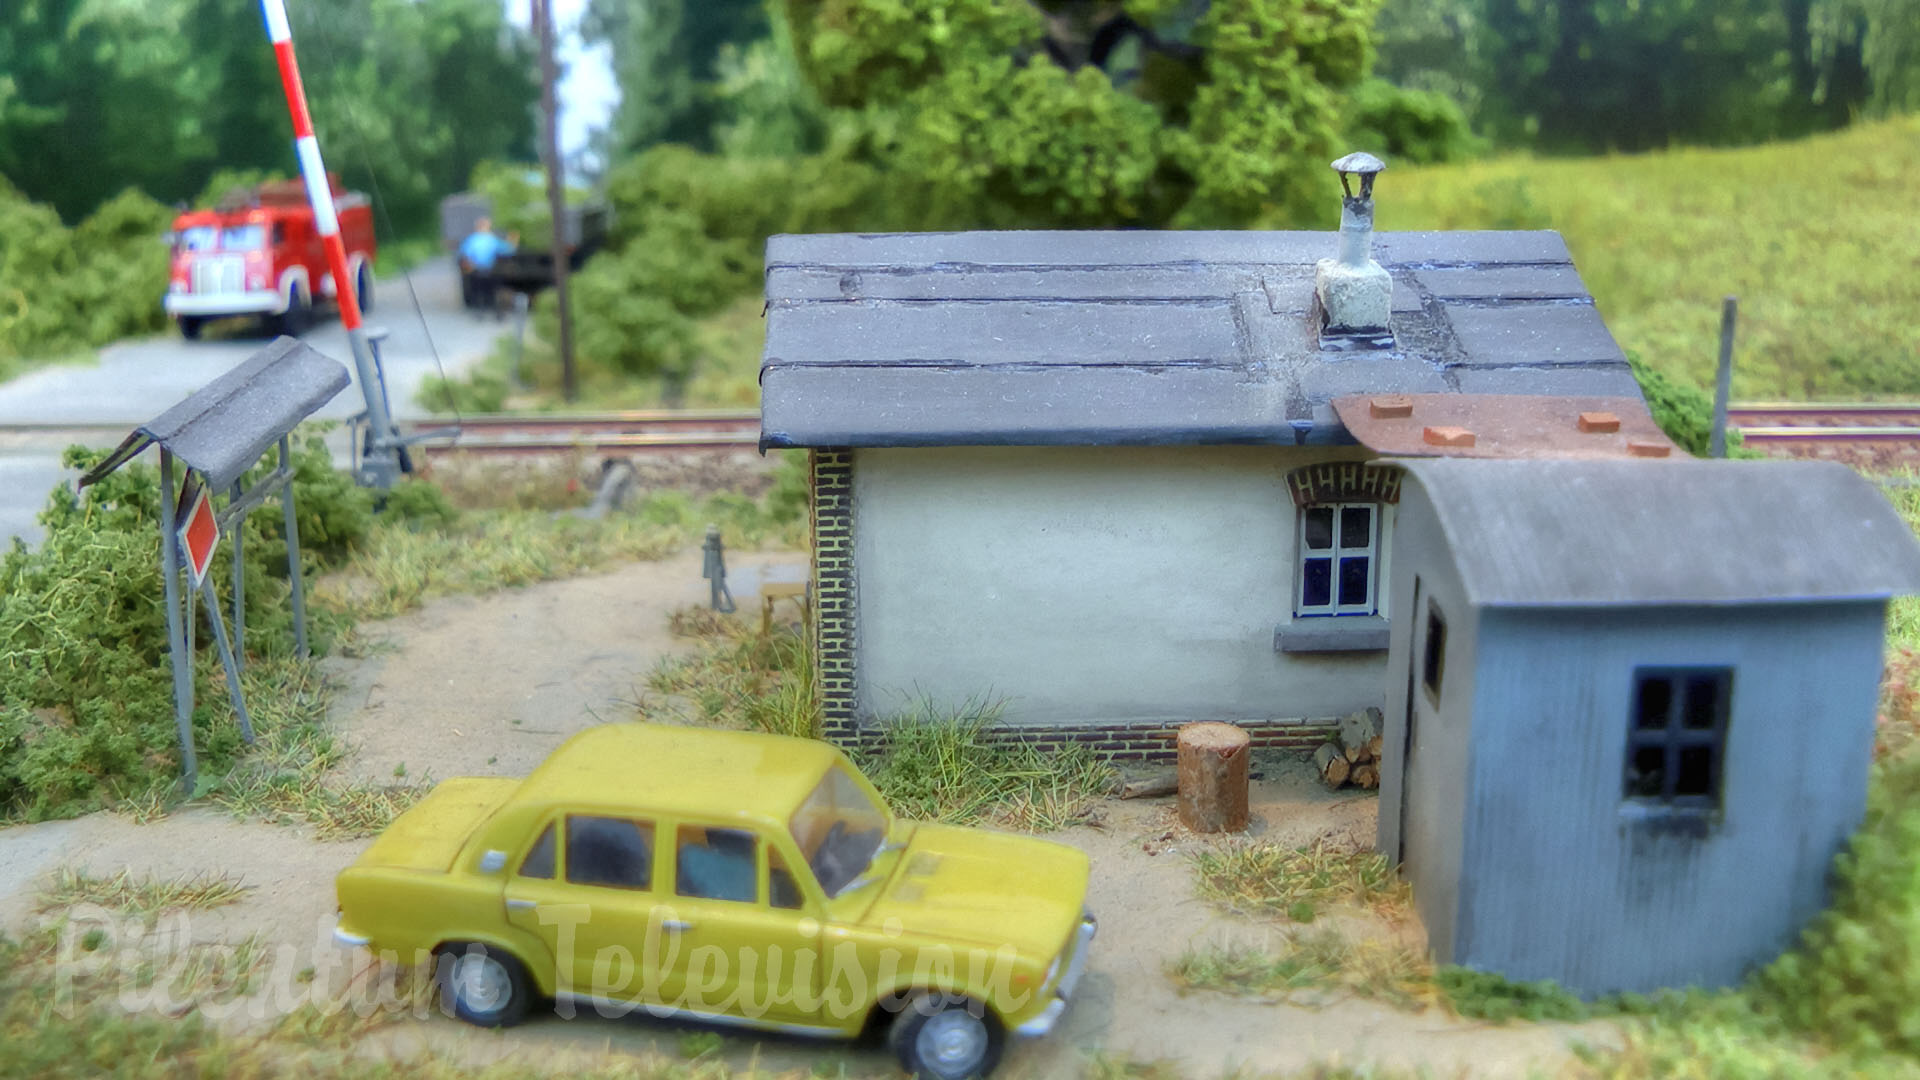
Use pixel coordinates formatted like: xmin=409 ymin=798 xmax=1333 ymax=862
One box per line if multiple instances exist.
xmin=1624 ymin=668 xmax=1732 ymax=806
xmin=1422 ymin=602 xmax=1447 ymax=702
xmin=1297 ymin=503 xmax=1379 ymax=616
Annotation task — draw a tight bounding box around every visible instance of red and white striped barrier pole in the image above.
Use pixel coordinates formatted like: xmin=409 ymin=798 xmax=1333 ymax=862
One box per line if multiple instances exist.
xmin=261 ymin=0 xmax=401 ymax=485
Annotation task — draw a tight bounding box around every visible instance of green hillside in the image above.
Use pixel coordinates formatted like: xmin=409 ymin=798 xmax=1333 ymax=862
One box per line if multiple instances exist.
xmin=1366 ymin=116 xmax=1920 ymax=399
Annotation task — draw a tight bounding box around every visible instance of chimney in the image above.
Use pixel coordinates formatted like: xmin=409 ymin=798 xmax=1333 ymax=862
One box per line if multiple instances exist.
xmin=1315 ymin=152 xmax=1392 ymax=346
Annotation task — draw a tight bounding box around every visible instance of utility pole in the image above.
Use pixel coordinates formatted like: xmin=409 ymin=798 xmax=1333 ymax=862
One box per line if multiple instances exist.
xmin=533 ymin=0 xmax=577 ymax=402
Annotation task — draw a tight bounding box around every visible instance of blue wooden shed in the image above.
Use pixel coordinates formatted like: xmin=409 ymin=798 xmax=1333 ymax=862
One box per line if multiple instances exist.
xmin=1377 ymin=457 xmax=1920 ymax=995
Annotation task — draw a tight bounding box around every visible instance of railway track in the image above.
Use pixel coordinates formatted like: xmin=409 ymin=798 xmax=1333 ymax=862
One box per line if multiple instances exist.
xmin=396 ymin=409 xmax=762 ymax=457
xmin=1726 ymin=402 xmax=1920 ymax=471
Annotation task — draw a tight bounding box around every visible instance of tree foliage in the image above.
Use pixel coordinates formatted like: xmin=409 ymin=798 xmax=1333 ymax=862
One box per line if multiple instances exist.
xmin=584 ymin=0 xmax=774 ymax=154
xmin=0 ymin=181 xmax=172 ymax=365
xmin=0 ymin=0 xmax=536 ymax=231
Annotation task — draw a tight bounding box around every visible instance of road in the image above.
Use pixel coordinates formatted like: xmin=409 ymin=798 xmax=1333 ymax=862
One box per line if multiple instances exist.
xmin=0 ymin=257 xmax=503 ymax=546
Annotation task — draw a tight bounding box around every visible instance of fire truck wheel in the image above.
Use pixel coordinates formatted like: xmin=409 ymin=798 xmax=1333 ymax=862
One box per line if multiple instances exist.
xmin=278 ymin=284 xmax=311 ymax=336
xmin=356 ymin=264 xmax=374 ymax=313
xmin=178 ymin=317 xmax=205 ymax=341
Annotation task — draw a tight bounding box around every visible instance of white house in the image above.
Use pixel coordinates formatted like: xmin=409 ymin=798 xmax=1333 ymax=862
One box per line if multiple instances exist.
xmin=759 ymin=200 xmax=1661 ymax=758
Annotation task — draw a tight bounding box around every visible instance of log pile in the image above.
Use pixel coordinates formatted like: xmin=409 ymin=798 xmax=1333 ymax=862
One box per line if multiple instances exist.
xmin=1316 ymin=707 xmax=1383 ymax=790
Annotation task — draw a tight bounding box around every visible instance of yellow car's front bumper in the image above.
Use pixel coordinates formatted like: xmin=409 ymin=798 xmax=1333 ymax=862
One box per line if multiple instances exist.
xmin=1014 ymin=910 xmax=1096 ymax=1037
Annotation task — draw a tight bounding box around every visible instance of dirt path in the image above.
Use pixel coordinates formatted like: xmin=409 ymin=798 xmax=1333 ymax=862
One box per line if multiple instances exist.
xmin=0 ymin=548 xmax=1615 ymax=1079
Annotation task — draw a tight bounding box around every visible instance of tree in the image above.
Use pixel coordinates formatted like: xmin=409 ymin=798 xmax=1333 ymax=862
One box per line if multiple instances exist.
xmin=583 ymin=0 xmax=772 ymax=154
xmin=781 ymin=0 xmax=1387 ymax=229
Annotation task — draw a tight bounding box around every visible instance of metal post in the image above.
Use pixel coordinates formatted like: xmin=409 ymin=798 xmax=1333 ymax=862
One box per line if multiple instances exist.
xmin=1710 ymin=296 xmax=1738 ymax=459
xmin=534 ymin=0 xmax=577 ymax=402
xmin=230 ymin=479 xmax=245 ymax=674
xmin=199 ymin=583 xmax=256 ymax=744
xmin=281 ymin=435 xmax=310 ymax=659
xmin=158 ymin=451 xmax=199 ymax=792
xmin=511 ymin=291 xmax=530 ymax=388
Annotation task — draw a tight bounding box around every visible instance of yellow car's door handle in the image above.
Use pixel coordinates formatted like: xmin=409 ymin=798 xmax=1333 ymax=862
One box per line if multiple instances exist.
xmin=505 ymin=897 xmax=537 ymax=911
xmin=660 ymin=918 xmax=695 ymax=933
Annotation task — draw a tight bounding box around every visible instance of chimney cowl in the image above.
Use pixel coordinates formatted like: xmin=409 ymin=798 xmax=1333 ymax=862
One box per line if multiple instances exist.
xmin=1316 ymin=150 xmax=1393 ymax=347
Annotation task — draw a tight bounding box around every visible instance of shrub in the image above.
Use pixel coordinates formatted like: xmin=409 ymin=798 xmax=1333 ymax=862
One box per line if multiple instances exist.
xmin=1754 ymin=749 xmax=1920 ymax=1057
xmin=0 ymin=436 xmax=369 ymax=820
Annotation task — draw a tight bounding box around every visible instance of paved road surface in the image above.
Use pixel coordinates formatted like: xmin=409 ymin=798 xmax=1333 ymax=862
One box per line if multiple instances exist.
xmin=0 ymin=258 xmax=502 ymax=546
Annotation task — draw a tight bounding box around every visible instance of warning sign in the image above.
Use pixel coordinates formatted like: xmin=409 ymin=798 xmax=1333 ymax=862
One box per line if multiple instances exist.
xmin=177 ymin=482 xmax=219 ymax=587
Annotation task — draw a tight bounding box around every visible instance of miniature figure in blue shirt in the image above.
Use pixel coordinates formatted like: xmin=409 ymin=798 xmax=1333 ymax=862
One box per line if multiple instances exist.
xmin=458 ymin=217 xmax=515 ymax=315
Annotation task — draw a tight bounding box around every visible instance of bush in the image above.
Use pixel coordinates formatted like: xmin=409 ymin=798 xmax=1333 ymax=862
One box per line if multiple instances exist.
xmin=1343 ymin=79 xmax=1481 ymax=166
xmin=0 ymin=436 xmax=370 ymax=820
xmin=0 ymin=178 xmax=170 ymax=365
xmin=1755 ymin=750 xmax=1920 ymax=1057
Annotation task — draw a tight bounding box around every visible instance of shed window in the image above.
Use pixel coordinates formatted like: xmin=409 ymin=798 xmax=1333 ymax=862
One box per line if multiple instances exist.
xmin=1624 ymin=668 xmax=1731 ymax=806
xmin=1297 ymin=503 xmax=1379 ymax=616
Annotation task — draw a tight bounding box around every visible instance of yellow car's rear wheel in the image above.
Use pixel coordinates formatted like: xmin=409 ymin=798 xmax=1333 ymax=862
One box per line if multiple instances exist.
xmin=436 ymin=942 xmax=532 ymax=1028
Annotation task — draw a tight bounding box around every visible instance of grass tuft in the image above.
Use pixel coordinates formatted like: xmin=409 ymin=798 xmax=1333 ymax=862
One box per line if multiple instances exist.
xmin=37 ymin=867 xmax=250 ymax=919
xmin=1191 ymin=838 xmax=1411 ymax=924
xmin=1171 ymin=932 xmax=1437 ymax=1011
xmin=856 ymin=702 xmax=1114 ymax=832
xmin=649 ymin=606 xmax=820 ymax=740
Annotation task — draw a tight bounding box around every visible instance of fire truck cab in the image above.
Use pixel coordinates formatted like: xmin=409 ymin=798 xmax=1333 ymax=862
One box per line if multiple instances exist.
xmin=164 ymin=176 xmax=376 ymax=340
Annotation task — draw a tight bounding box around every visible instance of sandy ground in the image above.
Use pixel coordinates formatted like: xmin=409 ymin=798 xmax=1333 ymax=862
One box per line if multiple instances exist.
xmin=0 ymin=548 xmax=1615 ymax=1078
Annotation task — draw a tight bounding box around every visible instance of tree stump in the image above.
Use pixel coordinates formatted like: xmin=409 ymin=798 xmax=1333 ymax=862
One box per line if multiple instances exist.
xmin=1177 ymin=722 xmax=1251 ymax=833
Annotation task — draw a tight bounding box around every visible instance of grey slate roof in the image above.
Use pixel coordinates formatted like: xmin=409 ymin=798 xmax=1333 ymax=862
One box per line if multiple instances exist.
xmin=1403 ymin=457 xmax=1920 ymax=607
xmin=79 ymin=337 xmax=350 ymax=490
xmin=759 ymin=230 xmax=1642 ymax=450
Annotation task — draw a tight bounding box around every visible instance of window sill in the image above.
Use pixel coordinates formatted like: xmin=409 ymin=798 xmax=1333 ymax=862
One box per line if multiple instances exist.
xmin=1275 ymin=616 xmax=1389 ymax=654
xmin=1619 ymin=800 xmax=1718 ymax=838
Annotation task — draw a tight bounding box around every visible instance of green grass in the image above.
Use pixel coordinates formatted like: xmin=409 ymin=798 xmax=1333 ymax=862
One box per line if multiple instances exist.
xmin=1367 ymin=115 xmax=1920 ymax=399
xmin=1171 ymin=932 xmax=1436 ymax=1011
xmin=1191 ymin=838 xmax=1411 ymax=924
xmin=35 ymin=868 xmax=250 ymax=919
xmin=855 ymin=703 xmax=1115 ymax=832
xmin=649 ymin=607 xmax=821 ymax=740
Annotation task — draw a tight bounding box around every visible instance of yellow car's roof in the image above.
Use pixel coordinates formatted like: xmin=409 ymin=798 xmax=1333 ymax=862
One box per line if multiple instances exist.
xmin=512 ymin=723 xmax=844 ymax=821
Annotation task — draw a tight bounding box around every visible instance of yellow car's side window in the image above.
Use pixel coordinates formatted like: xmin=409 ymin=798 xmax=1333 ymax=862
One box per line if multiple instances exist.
xmin=566 ymin=815 xmax=654 ymax=890
xmin=520 ymin=822 xmax=556 ymax=879
xmin=767 ymin=844 xmax=804 ymax=910
xmin=676 ymin=825 xmax=757 ymax=903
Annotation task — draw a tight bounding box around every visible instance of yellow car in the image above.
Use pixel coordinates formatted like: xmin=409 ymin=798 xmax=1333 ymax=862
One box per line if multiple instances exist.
xmin=334 ymin=723 xmax=1095 ymax=1079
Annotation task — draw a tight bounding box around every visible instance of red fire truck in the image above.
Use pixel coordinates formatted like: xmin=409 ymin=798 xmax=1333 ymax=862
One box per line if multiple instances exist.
xmin=164 ymin=176 xmax=376 ymax=339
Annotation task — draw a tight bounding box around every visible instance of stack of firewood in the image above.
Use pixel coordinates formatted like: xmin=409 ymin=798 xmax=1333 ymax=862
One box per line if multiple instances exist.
xmin=1314 ymin=707 xmax=1383 ymax=790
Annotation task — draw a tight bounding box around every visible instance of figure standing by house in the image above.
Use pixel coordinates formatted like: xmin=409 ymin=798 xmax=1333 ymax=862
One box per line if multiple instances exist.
xmin=457 ymin=216 xmax=515 ymax=317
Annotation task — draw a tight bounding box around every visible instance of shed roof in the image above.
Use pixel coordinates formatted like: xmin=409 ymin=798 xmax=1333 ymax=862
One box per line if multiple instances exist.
xmin=1404 ymin=457 xmax=1920 ymax=607
xmin=758 ymin=230 xmax=1641 ymax=450
xmin=79 ymin=336 xmax=350 ymax=490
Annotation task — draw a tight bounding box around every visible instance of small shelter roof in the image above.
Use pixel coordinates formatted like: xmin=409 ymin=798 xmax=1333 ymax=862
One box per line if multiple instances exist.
xmin=79 ymin=337 xmax=349 ymax=490
xmin=1402 ymin=457 xmax=1920 ymax=607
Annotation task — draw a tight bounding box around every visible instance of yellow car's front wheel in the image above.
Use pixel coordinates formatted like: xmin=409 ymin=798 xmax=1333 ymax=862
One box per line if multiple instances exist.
xmin=436 ymin=942 xmax=533 ymax=1028
xmin=887 ymin=993 xmax=1005 ymax=1079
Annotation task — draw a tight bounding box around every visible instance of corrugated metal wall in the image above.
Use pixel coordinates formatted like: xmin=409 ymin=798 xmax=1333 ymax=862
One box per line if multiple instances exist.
xmin=1451 ymin=603 xmax=1884 ymax=994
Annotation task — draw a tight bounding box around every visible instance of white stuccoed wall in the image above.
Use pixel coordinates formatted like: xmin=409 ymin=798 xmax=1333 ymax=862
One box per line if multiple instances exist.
xmin=851 ymin=445 xmax=1390 ymax=727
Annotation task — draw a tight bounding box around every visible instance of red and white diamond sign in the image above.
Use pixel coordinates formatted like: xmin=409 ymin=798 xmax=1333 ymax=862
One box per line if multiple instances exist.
xmin=177 ymin=484 xmax=219 ymax=587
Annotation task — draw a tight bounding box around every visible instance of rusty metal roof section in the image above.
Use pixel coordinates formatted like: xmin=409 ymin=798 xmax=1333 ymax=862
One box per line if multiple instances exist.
xmin=1331 ymin=393 xmax=1677 ymax=459
xmin=758 ymin=229 xmax=1642 ymax=450
xmin=1404 ymin=457 xmax=1920 ymax=606
xmin=79 ymin=336 xmax=350 ymax=490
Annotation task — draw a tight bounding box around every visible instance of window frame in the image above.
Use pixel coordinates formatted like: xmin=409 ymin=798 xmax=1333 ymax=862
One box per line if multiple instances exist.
xmin=1623 ymin=666 xmax=1733 ymax=810
xmin=1294 ymin=501 xmax=1382 ymax=618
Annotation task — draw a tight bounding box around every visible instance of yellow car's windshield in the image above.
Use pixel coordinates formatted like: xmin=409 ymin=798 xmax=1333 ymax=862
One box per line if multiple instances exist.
xmin=790 ymin=765 xmax=889 ymax=898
